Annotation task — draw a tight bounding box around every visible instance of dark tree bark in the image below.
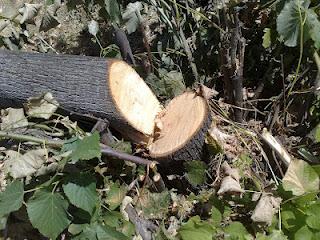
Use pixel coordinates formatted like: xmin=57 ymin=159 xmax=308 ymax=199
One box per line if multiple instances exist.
xmin=0 ymin=49 xmax=148 ymax=142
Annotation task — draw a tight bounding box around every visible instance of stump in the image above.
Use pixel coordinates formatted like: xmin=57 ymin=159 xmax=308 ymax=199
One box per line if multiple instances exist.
xmin=0 ymin=50 xmax=211 ymax=162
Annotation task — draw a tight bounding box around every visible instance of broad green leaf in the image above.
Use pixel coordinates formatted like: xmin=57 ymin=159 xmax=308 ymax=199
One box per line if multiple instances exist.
xmin=96 ymin=224 xmax=129 ymax=240
xmin=0 ymin=181 xmax=24 ymax=217
xmin=276 ymin=0 xmax=319 ymax=48
xmin=103 ymin=211 xmax=123 ymax=228
xmin=73 ymin=224 xmax=97 ymax=239
xmin=102 ymin=211 xmax=134 ymax=237
xmin=74 ymin=223 xmax=128 ymax=240
xmin=294 ymin=225 xmax=313 ymax=240
xmin=262 ymin=28 xmax=271 ymax=48
xmin=305 ymin=8 xmax=320 ymax=49
xmin=184 ymin=160 xmax=207 ymax=186
xmin=276 ymin=0 xmax=308 ymax=47
xmin=282 ymin=159 xmax=319 ymax=196
xmin=105 ymin=181 xmax=127 ymax=210
xmin=210 ymin=207 xmax=222 ymax=226
xmin=305 ymin=202 xmax=320 ymax=230
xmin=178 ymin=216 xmax=215 ymax=240
xmin=27 ymin=190 xmax=70 ymax=239
xmin=123 ymin=2 xmax=143 ymax=34
xmin=104 ymin=0 xmax=121 ymax=25
xmin=63 ymin=173 xmax=98 ymax=215
xmin=63 ymin=132 xmax=101 ymax=162
xmin=68 ymin=223 xmax=89 ymax=235
xmin=306 ymin=215 xmax=320 ymax=230
xmin=281 ymin=203 xmax=306 ymax=232
xmin=224 ymin=222 xmax=252 ymax=240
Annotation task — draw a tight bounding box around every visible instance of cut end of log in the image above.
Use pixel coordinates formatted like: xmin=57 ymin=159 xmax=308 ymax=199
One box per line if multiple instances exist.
xmin=108 ymin=61 xmax=162 ymax=136
xmin=0 ymin=50 xmax=210 ymax=162
xmin=148 ymin=91 xmax=209 ymax=160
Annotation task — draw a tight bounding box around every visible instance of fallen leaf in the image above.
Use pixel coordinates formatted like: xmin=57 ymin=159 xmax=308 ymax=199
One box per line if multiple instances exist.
xmin=282 ymin=159 xmax=319 ymax=196
xmin=0 ymin=108 xmax=28 ymax=130
xmin=218 ymin=176 xmax=244 ymax=195
xmin=221 ymin=162 xmax=240 ymax=182
xmin=4 ymin=149 xmax=47 ymax=178
xmin=25 ymin=92 xmax=59 ymax=120
xmin=123 ymin=2 xmax=143 ymax=34
xmin=251 ymin=193 xmax=282 ymax=225
xmin=19 ymin=3 xmax=42 ymax=24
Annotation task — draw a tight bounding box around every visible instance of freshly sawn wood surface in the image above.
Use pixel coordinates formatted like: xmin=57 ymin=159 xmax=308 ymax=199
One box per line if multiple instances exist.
xmin=0 ymin=50 xmax=211 ymax=162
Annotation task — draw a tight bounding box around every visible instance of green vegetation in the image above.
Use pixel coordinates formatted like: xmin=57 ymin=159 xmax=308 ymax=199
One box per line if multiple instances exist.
xmin=0 ymin=0 xmax=320 ymax=239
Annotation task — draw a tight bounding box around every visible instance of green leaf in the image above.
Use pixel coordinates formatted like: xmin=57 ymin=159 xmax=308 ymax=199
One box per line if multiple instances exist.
xmin=63 ymin=173 xmax=98 ymax=215
xmin=68 ymin=223 xmax=89 ymax=235
xmin=210 ymin=207 xmax=222 ymax=226
xmin=282 ymin=159 xmax=319 ymax=196
xmin=105 ymin=181 xmax=127 ymax=210
xmin=305 ymin=202 xmax=320 ymax=230
xmin=74 ymin=223 xmax=129 ymax=240
xmin=305 ymin=8 xmax=320 ymax=49
xmin=104 ymin=0 xmax=122 ymax=25
xmin=63 ymin=132 xmax=101 ymax=162
xmin=184 ymin=160 xmax=207 ymax=186
xmin=96 ymin=224 xmax=129 ymax=240
xmin=27 ymin=190 xmax=70 ymax=239
xmin=0 ymin=181 xmax=24 ymax=217
xmin=277 ymin=0 xmax=302 ymax=47
xmin=224 ymin=222 xmax=252 ymax=240
xmin=294 ymin=225 xmax=314 ymax=240
xmin=276 ymin=0 xmax=319 ymax=48
xmin=103 ymin=211 xmax=123 ymax=228
xmin=262 ymin=28 xmax=271 ymax=48
xmin=178 ymin=216 xmax=215 ymax=240
xmin=281 ymin=203 xmax=306 ymax=232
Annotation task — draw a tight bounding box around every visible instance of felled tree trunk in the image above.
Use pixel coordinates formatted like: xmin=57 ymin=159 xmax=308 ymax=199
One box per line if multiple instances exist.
xmin=0 ymin=50 xmax=210 ymax=162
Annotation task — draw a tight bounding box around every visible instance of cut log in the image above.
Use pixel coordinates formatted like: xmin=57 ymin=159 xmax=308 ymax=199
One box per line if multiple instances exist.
xmin=0 ymin=50 xmax=161 ymax=143
xmin=149 ymin=91 xmax=210 ymax=161
xmin=0 ymin=50 xmax=211 ymax=162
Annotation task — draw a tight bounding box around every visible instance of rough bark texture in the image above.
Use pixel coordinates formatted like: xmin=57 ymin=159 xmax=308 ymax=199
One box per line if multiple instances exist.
xmin=0 ymin=50 xmax=146 ymax=142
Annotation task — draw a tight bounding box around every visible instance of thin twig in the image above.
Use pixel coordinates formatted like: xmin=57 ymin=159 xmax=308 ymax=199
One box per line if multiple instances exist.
xmin=0 ymin=130 xmax=155 ymax=166
xmin=100 ymin=144 xmax=157 ymax=166
xmin=0 ymin=130 xmax=64 ymax=147
xmin=125 ymin=204 xmax=158 ymax=240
